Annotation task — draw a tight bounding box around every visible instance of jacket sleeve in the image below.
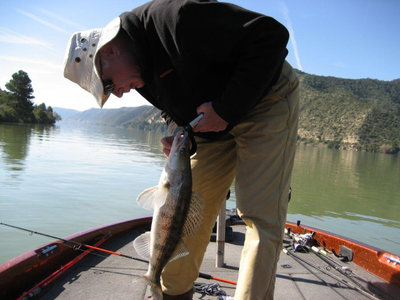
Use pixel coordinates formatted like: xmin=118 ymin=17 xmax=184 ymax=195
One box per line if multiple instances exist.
xmin=176 ymin=1 xmax=289 ymax=126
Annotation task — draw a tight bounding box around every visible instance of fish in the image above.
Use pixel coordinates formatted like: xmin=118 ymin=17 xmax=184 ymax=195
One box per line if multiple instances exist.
xmin=133 ymin=127 xmax=203 ymax=300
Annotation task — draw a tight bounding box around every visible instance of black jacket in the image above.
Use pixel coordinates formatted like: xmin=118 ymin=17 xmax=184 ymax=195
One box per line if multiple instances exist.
xmin=120 ymin=0 xmax=289 ymax=138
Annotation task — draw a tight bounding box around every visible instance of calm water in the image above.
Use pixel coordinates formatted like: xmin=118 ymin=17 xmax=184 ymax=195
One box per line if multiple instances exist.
xmin=0 ymin=123 xmax=399 ymax=264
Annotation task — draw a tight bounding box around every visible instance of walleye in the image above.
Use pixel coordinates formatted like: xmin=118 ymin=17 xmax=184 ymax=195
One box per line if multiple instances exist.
xmin=133 ymin=127 xmax=203 ymax=300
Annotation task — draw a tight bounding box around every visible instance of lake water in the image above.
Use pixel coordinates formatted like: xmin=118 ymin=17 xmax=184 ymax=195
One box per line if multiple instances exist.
xmin=0 ymin=122 xmax=399 ymax=264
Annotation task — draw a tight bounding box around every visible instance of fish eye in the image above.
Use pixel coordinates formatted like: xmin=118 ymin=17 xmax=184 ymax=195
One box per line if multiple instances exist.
xmin=176 ymin=129 xmax=184 ymax=138
xmin=173 ymin=128 xmax=186 ymax=139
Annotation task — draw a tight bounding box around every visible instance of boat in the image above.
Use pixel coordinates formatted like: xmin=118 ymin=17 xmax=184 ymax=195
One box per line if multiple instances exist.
xmin=0 ymin=213 xmax=399 ymax=300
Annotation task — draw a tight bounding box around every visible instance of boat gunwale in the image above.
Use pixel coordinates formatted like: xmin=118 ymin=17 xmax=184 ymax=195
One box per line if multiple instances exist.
xmin=285 ymin=221 xmax=400 ymax=287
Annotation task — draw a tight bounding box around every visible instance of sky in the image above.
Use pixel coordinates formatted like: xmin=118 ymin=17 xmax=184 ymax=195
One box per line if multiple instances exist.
xmin=0 ymin=0 xmax=399 ymax=111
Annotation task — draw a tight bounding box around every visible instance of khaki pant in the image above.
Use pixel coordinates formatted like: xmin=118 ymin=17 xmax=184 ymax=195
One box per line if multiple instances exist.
xmin=161 ymin=61 xmax=299 ymax=299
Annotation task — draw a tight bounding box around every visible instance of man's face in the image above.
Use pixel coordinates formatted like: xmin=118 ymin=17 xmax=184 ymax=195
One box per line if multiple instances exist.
xmin=97 ymin=45 xmax=145 ymax=98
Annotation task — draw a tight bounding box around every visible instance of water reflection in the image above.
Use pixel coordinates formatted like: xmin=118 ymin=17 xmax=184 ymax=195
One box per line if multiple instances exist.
xmin=31 ymin=125 xmax=59 ymax=141
xmin=0 ymin=124 xmax=31 ymax=167
xmin=59 ymin=123 xmax=165 ymax=161
xmin=0 ymin=124 xmax=59 ymax=172
xmin=289 ymin=144 xmax=400 ymax=227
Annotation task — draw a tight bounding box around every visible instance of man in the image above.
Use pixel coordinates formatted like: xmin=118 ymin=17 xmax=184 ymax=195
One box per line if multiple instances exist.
xmin=63 ymin=0 xmax=299 ymax=299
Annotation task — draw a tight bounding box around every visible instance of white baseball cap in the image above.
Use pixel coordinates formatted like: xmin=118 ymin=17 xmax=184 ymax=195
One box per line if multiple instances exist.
xmin=63 ymin=17 xmax=121 ymax=108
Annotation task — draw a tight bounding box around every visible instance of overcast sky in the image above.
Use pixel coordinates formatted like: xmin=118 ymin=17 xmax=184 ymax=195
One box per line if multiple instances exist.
xmin=1 ymin=0 xmax=399 ymax=111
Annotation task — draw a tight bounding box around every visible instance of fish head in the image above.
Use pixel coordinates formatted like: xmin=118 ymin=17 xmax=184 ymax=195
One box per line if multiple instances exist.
xmin=169 ymin=127 xmax=191 ymax=170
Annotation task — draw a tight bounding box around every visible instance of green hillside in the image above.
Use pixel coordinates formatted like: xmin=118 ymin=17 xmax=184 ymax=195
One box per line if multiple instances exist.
xmin=297 ymin=71 xmax=400 ymax=153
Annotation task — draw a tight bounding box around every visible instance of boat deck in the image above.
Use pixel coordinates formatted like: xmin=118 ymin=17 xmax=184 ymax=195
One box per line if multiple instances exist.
xmin=37 ymin=224 xmax=399 ymax=300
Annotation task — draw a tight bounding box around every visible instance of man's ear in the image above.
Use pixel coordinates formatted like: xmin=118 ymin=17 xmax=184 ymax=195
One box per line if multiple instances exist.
xmin=99 ymin=43 xmax=120 ymax=59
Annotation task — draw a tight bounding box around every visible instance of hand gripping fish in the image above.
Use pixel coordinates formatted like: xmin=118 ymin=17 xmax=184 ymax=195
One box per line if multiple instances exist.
xmin=133 ymin=126 xmax=203 ymax=300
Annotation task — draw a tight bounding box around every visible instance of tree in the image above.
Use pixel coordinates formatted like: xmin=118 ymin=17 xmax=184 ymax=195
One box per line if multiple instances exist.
xmin=5 ymin=70 xmax=35 ymax=122
xmin=33 ymin=103 xmax=48 ymax=123
xmin=5 ymin=70 xmax=34 ymax=101
xmin=0 ymin=89 xmax=19 ymax=122
xmin=47 ymin=106 xmax=61 ymax=122
xmin=33 ymin=103 xmax=61 ymax=124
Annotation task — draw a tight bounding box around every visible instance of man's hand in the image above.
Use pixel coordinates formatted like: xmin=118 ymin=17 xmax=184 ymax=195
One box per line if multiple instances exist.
xmin=161 ymin=102 xmax=227 ymax=157
xmin=194 ymin=102 xmax=228 ymax=132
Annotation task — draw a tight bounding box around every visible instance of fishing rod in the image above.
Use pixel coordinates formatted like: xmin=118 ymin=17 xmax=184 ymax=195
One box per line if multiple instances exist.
xmin=283 ymin=231 xmax=380 ymax=300
xmin=283 ymin=247 xmax=380 ymax=300
xmin=0 ymin=221 xmax=147 ymax=263
xmin=198 ymin=272 xmax=237 ymax=286
xmin=16 ymin=236 xmax=109 ymax=300
xmin=0 ymin=222 xmax=237 ymax=286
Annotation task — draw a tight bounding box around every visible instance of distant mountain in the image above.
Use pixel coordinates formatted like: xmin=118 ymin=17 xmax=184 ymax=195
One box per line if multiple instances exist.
xmin=53 ymin=71 xmax=400 ymax=153
xmin=53 ymin=107 xmax=80 ymax=120
xmin=122 ymin=106 xmax=168 ymax=132
xmin=55 ymin=105 xmax=168 ymax=132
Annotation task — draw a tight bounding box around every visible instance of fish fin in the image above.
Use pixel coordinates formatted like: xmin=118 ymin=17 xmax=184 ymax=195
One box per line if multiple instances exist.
xmin=133 ymin=231 xmax=151 ymax=260
xmin=136 ymin=186 xmax=158 ymax=210
xmin=182 ymin=192 xmax=204 ymax=236
xmin=169 ymin=241 xmax=189 ymax=262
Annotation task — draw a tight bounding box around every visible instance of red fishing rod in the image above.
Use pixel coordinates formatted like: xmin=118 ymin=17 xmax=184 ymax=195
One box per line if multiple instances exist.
xmin=198 ymin=272 xmax=237 ymax=285
xmin=0 ymin=222 xmax=237 ymax=286
xmin=16 ymin=236 xmax=109 ymax=300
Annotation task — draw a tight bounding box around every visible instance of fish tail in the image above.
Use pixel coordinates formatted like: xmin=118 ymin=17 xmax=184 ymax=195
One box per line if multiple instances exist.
xmin=143 ymin=275 xmax=163 ymax=300
xmin=150 ymin=283 xmax=163 ymax=300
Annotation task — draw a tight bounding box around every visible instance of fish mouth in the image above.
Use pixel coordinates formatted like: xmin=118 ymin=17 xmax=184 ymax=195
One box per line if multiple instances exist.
xmin=172 ymin=127 xmax=190 ymax=154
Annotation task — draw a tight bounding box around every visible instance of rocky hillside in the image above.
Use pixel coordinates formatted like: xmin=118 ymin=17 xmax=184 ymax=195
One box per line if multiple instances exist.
xmin=297 ymin=71 xmax=400 ymax=153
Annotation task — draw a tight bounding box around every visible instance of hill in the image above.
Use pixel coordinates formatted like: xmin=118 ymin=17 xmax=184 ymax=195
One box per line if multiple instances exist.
xmin=55 ymin=105 xmax=168 ymax=132
xmin=54 ymin=71 xmax=400 ymax=154
xmin=297 ymin=71 xmax=400 ymax=153
xmin=53 ymin=107 xmax=80 ymax=120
